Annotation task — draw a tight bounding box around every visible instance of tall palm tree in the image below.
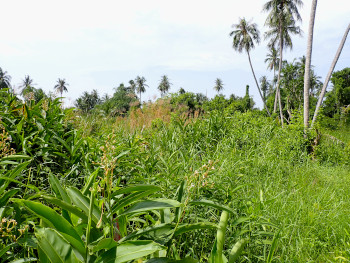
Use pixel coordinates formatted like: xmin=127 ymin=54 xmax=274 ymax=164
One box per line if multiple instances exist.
xmin=230 ymin=17 xmax=271 ymax=116
xmin=311 ymin=23 xmax=350 ymax=127
xmin=54 ymin=78 xmax=69 ymax=98
xmin=263 ymin=0 xmax=303 ymax=125
xmin=214 ymin=78 xmax=224 ymax=94
xmin=304 ymin=0 xmax=318 ymax=128
xmin=135 ymin=76 xmax=148 ymax=104
xmin=0 ymin=67 xmax=11 ymax=90
xmin=158 ymin=75 xmax=172 ymax=98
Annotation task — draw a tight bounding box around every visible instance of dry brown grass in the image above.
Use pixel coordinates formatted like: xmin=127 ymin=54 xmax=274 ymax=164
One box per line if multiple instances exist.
xmin=113 ymin=99 xmax=173 ymax=131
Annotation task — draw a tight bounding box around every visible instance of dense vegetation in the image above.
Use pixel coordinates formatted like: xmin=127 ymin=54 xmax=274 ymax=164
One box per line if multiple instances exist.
xmin=0 ymin=75 xmax=349 ymax=261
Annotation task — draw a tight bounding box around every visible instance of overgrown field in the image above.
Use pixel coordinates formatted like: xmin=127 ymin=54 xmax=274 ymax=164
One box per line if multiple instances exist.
xmin=1 ymin=92 xmax=349 ymax=262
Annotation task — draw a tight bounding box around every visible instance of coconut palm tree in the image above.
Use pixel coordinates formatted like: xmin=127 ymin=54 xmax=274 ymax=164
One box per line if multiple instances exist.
xmin=135 ymin=76 xmax=148 ymax=104
xmin=214 ymin=78 xmax=224 ymax=94
xmin=260 ymin=76 xmax=270 ymax=101
xmin=263 ymin=0 xmax=303 ymax=125
xmin=265 ymin=46 xmax=279 ymax=94
xmin=230 ymin=17 xmax=271 ymax=116
xmin=0 ymin=67 xmax=11 ymax=90
xmin=54 ymin=78 xmax=69 ymax=98
xmin=158 ymin=75 xmax=172 ymax=98
xmin=311 ymin=23 xmax=350 ymax=127
xmin=20 ymin=75 xmax=35 ymax=98
xmin=128 ymin=79 xmax=136 ymax=94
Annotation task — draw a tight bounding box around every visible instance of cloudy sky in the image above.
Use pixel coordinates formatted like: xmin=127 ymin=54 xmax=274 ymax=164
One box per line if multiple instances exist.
xmin=1 ymin=0 xmax=349 ymax=108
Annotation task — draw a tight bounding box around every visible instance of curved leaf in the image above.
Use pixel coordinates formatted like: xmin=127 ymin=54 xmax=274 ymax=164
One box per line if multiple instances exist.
xmin=36 ymin=228 xmax=82 ymax=263
xmin=96 ymin=240 xmax=165 ymax=263
xmin=189 ymin=200 xmax=234 ymax=214
xmin=119 ymin=199 xmax=181 ymax=217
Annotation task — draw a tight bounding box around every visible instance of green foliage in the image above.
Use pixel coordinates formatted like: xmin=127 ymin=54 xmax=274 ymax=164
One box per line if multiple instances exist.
xmin=323 ymin=68 xmax=350 ymax=118
xmin=75 ymin=90 xmax=101 ymax=113
xmin=98 ymin=84 xmax=138 ymax=116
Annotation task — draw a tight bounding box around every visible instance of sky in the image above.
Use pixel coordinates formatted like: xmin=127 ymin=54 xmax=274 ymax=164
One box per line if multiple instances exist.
xmin=1 ymin=0 xmax=349 ymax=108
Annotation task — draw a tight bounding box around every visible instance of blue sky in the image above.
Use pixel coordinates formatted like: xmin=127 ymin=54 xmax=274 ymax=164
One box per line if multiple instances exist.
xmin=1 ymin=0 xmax=349 ymax=108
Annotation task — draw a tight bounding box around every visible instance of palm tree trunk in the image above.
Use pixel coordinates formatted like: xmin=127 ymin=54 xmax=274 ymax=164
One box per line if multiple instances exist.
xmin=311 ymin=23 xmax=350 ymax=127
xmin=247 ymin=51 xmax=271 ymax=116
xmin=303 ymin=0 xmax=318 ymax=129
xmin=275 ymin=23 xmax=284 ymax=126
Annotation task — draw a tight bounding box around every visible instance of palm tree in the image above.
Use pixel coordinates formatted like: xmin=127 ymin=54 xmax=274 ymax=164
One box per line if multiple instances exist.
xmin=135 ymin=76 xmax=148 ymax=104
xmin=304 ymin=0 xmax=318 ymax=128
xmin=128 ymin=80 xmax=136 ymax=94
xmin=20 ymin=75 xmax=35 ymax=98
xmin=265 ymin=46 xmax=279 ymax=96
xmin=54 ymin=78 xmax=69 ymax=98
xmin=260 ymin=76 xmax=270 ymax=101
xmin=214 ymin=78 xmax=224 ymax=94
xmin=263 ymin=0 xmax=303 ymax=125
xmin=158 ymin=75 xmax=172 ymax=98
xmin=311 ymin=23 xmax=350 ymax=127
xmin=0 ymin=67 xmax=11 ymax=90
xmin=229 ymin=17 xmax=271 ymax=116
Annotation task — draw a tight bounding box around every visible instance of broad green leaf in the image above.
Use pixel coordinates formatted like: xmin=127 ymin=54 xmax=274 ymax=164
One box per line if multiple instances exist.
xmin=41 ymin=195 xmax=88 ymax=222
xmin=49 ymin=174 xmax=70 ymax=203
xmin=49 ymin=174 xmax=71 ymax=222
xmin=119 ymin=199 xmax=181 ymax=217
xmin=95 ymin=240 xmax=165 ymax=263
xmin=0 ymin=189 xmax=19 ymax=208
xmin=189 ymin=200 xmax=234 ymax=214
xmin=67 ymin=187 xmax=107 ymax=225
xmin=89 ymin=238 xmax=117 ymax=253
xmin=36 ymin=228 xmax=82 ymax=263
xmin=174 ymin=222 xmax=218 ymax=236
xmin=81 ymin=168 xmax=100 ymax=195
xmin=53 ymin=134 xmax=72 ymax=156
xmin=147 ymin=258 xmax=198 ymax=263
xmin=111 ymin=190 xmax=157 ymax=215
xmin=121 ymin=223 xmax=174 ymax=243
xmin=20 ymin=200 xmax=85 ymax=256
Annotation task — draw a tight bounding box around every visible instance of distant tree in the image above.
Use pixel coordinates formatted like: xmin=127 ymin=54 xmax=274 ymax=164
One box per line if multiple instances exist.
xmin=0 ymin=67 xmax=11 ymax=90
xmin=214 ymin=78 xmax=224 ymax=94
xmin=322 ymin=68 xmax=350 ymax=118
xmin=179 ymin=88 xmax=186 ymax=94
xmin=54 ymin=78 xmax=69 ymax=98
xmin=128 ymin=79 xmax=136 ymax=94
xmin=265 ymin=46 xmax=279 ymax=92
xmin=230 ymin=17 xmax=270 ymax=116
xmin=260 ymin=76 xmax=270 ymax=101
xmin=135 ymin=76 xmax=148 ymax=104
xmin=75 ymin=89 xmax=101 ymax=113
xmin=20 ymin=75 xmax=35 ymax=98
xmin=33 ymin=88 xmax=47 ymax=103
xmin=158 ymin=75 xmax=172 ymax=98
xmin=263 ymin=0 xmax=303 ymax=124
